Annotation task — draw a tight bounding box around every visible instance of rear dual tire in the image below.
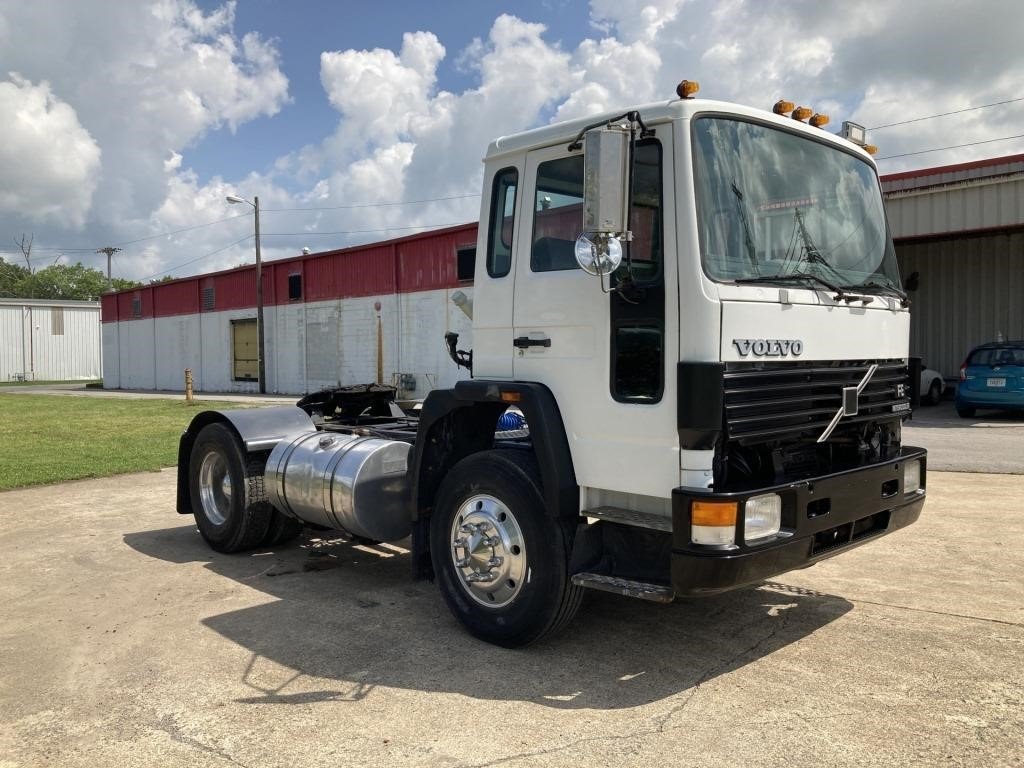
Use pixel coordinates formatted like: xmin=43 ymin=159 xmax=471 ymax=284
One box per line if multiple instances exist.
xmin=189 ymin=423 xmax=302 ymax=552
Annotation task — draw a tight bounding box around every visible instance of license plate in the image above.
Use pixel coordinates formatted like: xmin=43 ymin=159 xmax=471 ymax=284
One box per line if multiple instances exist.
xmin=987 ymin=378 xmax=1006 ymax=387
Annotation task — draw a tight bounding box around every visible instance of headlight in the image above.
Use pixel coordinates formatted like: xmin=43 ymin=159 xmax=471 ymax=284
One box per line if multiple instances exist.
xmin=744 ymin=493 xmax=782 ymax=543
xmin=904 ymin=460 xmax=921 ymax=494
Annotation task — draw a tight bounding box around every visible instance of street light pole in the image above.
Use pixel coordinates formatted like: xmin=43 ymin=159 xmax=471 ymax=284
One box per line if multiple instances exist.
xmin=226 ymin=194 xmax=266 ymax=394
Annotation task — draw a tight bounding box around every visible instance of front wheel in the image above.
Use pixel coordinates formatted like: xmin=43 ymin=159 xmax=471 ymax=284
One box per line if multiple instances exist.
xmin=926 ymin=379 xmax=942 ymax=405
xmin=430 ymin=450 xmax=582 ymax=647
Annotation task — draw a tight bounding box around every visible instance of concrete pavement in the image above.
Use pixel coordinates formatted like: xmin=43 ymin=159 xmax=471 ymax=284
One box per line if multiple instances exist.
xmin=0 ymin=470 xmax=1021 ymax=767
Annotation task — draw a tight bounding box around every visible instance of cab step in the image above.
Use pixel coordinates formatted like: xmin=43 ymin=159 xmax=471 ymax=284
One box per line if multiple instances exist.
xmin=583 ymin=506 xmax=672 ymax=532
xmin=571 ymin=572 xmax=675 ymax=603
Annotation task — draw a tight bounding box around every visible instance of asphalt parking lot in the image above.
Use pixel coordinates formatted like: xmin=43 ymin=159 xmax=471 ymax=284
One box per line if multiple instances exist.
xmin=904 ymin=399 xmax=1024 ymax=474
xmin=1 ymin=460 xmax=1022 ymax=767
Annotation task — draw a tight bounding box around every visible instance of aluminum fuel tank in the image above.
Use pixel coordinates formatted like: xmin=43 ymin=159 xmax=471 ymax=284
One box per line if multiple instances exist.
xmin=265 ymin=431 xmax=412 ymax=542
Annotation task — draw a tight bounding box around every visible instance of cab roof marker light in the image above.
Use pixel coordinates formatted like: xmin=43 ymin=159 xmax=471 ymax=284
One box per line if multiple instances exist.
xmin=677 ymin=79 xmax=700 ymax=99
xmin=792 ymin=106 xmax=813 ymax=122
xmin=810 ymin=113 xmax=830 ymax=128
xmin=773 ymin=100 xmax=795 ymax=116
xmin=863 ymin=144 xmax=879 ymax=155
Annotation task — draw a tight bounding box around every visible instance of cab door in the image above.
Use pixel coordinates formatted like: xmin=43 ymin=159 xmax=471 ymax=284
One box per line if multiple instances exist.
xmin=512 ymin=134 xmax=679 ymax=500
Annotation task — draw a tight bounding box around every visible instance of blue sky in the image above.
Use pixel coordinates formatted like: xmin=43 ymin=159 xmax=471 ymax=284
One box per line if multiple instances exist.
xmin=0 ymin=1 xmax=1022 ymax=280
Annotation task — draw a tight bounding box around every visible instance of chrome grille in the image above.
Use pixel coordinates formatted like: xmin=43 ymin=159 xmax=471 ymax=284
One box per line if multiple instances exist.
xmin=723 ymin=359 xmax=910 ymax=446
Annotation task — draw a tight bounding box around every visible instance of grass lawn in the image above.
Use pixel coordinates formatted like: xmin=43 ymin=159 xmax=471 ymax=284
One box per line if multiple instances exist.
xmin=0 ymin=394 xmax=252 ymax=490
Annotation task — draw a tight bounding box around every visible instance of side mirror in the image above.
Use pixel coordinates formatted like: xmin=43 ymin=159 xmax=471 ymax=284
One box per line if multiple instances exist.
xmin=575 ymin=125 xmax=631 ymax=276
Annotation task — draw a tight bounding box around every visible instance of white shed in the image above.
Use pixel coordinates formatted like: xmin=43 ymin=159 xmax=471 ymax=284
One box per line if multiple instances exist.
xmin=0 ymin=298 xmax=102 ymax=382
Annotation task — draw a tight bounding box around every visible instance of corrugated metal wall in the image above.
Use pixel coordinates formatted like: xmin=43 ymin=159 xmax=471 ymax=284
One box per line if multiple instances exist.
xmin=897 ymin=232 xmax=1024 ymax=379
xmin=0 ymin=301 xmax=101 ymax=381
xmin=886 ymin=175 xmax=1024 ymax=239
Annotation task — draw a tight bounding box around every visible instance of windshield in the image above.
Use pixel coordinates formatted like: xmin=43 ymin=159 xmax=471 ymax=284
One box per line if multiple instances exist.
xmin=692 ymin=116 xmax=900 ymax=290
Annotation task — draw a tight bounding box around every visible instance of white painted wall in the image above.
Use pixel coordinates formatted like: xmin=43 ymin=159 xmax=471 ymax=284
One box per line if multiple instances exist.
xmin=0 ymin=300 xmax=101 ymax=381
xmin=101 ymin=287 xmax=474 ymax=395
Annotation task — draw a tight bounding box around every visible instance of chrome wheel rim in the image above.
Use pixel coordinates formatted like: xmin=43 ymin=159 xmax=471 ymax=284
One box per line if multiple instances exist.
xmin=449 ymin=494 xmax=526 ymax=608
xmin=198 ymin=450 xmax=232 ymax=526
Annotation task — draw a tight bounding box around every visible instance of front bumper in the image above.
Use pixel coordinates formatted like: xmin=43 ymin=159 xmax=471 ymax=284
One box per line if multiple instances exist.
xmin=671 ymin=447 xmax=927 ymax=596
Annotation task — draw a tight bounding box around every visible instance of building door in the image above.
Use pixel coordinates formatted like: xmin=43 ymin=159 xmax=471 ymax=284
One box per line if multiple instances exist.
xmin=232 ymin=319 xmax=258 ymax=382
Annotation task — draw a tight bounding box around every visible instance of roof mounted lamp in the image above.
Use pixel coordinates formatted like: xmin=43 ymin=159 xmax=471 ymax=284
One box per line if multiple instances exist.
xmin=676 ymin=79 xmax=700 ymax=99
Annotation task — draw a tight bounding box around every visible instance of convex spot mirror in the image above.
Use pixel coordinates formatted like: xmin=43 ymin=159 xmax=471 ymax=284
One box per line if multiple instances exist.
xmin=574 ymin=232 xmax=623 ymax=276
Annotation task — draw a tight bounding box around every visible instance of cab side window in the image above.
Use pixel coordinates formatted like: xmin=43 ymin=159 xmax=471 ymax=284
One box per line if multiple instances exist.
xmin=487 ymin=168 xmax=518 ymax=278
xmin=531 ymin=155 xmax=584 ymax=272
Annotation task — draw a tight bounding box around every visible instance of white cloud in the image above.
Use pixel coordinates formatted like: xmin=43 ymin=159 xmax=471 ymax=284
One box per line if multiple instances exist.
xmin=0 ymin=74 xmax=100 ymax=227
xmin=2 ymin=0 xmax=1023 ymax=280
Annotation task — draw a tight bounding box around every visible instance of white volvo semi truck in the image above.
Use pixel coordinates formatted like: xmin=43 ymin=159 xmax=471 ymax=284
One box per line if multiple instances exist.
xmin=176 ymin=82 xmax=927 ymax=647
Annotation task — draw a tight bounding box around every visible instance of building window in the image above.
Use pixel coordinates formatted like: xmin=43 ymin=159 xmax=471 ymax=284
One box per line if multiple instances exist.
xmin=201 ymin=286 xmax=215 ymax=311
xmin=231 ymin=319 xmax=258 ymax=382
xmin=456 ymin=246 xmax=476 ymax=282
xmin=51 ymin=307 xmax=65 ymax=335
xmin=131 ymin=296 xmax=142 ymax=318
xmin=288 ymin=273 xmax=302 ymax=300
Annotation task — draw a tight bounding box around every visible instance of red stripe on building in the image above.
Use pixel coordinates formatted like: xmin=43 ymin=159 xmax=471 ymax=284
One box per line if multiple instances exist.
xmin=103 ymin=223 xmax=479 ymax=322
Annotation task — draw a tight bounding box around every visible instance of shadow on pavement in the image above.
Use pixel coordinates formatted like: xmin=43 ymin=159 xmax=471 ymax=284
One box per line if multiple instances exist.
xmin=125 ymin=523 xmax=852 ymax=711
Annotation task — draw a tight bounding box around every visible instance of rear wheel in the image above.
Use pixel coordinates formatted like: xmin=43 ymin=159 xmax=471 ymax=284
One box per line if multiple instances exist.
xmin=189 ymin=423 xmax=273 ymax=553
xmin=430 ymin=449 xmax=582 ymax=647
xmin=957 ymin=406 xmax=976 ymax=418
xmin=926 ymin=379 xmax=942 ymax=405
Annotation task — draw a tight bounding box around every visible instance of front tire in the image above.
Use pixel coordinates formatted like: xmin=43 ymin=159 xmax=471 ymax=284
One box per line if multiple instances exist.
xmin=926 ymin=379 xmax=942 ymax=405
xmin=189 ymin=423 xmax=273 ymax=553
xmin=430 ymin=449 xmax=582 ymax=647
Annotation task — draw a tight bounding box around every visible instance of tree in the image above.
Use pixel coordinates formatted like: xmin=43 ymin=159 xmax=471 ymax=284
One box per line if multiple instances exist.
xmin=26 ymin=262 xmax=139 ymax=301
xmin=0 ymin=257 xmax=31 ymax=297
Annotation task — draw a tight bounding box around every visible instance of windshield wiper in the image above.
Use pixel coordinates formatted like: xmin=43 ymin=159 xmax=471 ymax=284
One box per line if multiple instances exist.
xmin=734 ymin=272 xmax=862 ymax=301
xmin=844 ymin=280 xmax=910 ymax=307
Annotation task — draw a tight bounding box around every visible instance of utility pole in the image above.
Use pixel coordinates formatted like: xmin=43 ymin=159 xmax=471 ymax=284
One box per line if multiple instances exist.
xmin=226 ymin=194 xmax=266 ymax=394
xmin=95 ymin=247 xmax=122 ymax=290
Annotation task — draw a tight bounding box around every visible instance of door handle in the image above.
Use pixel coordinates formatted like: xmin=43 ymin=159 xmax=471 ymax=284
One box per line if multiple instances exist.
xmin=513 ymin=336 xmax=551 ymax=349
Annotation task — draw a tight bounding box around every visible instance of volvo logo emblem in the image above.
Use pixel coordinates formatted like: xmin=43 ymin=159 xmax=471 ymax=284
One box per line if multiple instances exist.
xmin=817 ymin=364 xmax=879 ymax=443
xmin=733 ymin=338 xmax=804 ymax=357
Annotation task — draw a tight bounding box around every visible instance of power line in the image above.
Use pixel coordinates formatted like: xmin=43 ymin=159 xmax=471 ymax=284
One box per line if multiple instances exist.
xmin=141 ymin=235 xmax=253 ymax=282
xmin=876 ymin=133 xmax=1024 ymax=160
xmin=262 ymin=192 xmax=479 ymax=212
xmin=869 ymin=96 xmax=1024 ymax=130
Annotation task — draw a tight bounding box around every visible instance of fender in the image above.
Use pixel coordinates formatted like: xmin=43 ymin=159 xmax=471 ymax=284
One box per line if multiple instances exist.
xmin=410 ymin=380 xmax=578 ymax=521
xmin=176 ymin=406 xmax=315 ymax=514
xmin=408 ymin=381 xmax=579 ymax=580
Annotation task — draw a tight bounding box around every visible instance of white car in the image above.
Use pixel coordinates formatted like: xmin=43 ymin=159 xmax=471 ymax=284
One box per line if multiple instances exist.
xmin=920 ymin=365 xmax=945 ymax=405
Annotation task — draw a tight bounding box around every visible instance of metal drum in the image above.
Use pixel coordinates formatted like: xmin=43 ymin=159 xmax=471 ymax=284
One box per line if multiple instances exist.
xmin=265 ymin=431 xmax=412 ymax=542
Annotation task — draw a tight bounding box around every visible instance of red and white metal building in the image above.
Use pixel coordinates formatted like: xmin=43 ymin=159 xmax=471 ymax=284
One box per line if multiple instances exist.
xmin=101 ymin=223 xmax=478 ymax=395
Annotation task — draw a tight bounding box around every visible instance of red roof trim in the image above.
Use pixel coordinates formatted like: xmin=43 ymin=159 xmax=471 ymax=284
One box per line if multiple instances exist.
xmin=880 ymin=153 xmax=1024 ymax=183
xmin=102 ymin=222 xmax=480 ymax=322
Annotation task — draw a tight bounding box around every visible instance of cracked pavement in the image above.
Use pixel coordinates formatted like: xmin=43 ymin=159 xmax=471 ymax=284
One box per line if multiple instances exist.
xmin=0 ymin=469 xmax=1021 ymax=768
